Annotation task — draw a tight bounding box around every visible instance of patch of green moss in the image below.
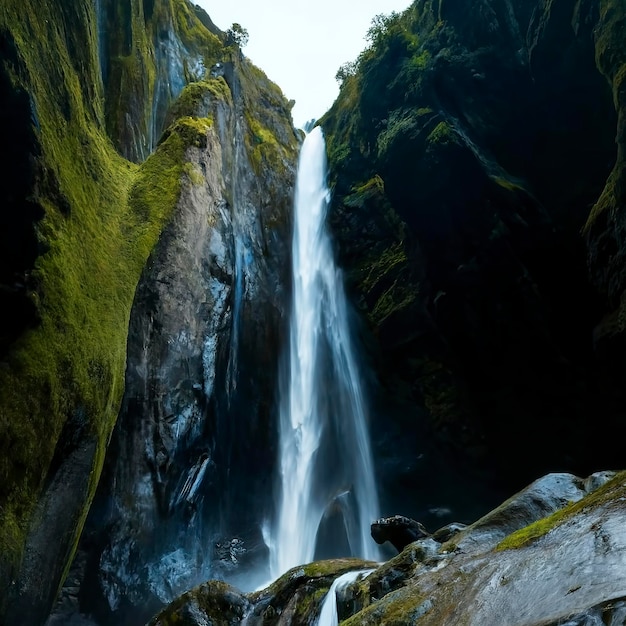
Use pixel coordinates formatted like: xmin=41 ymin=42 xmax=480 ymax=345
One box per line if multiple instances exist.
xmin=149 ymin=580 xmax=245 ymax=626
xmin=173 ymin=116 xmax=212 ymax=148
xmin=427 ymin=121 xmax=456 ymax=146
xmin=344 ymin=175 xmax=386 ymax=208
xmin=244 ymin=111 xmax=288 ymax=177
xmin=370 ymin=280 xmax=417 ymax=326
xmin=302 ymin=558 xmax=375 ymax=579
xmin=342 ymin=586 xmax=429 ymax=626
xmin=361 ymin=242 xmax=407 ymax=294
xmin=171 ymin=0 xmax=222 ymax=67
xmin=167 ymin=78 xmax=232 ymax=122
xmin=497 ymin=471 xmax=626 ymax=550
xmin=290 ymin=586 xmax=328 ymax=624
xmin=492 ymin=176 xmax=526 ymax=193
xmin=183 ymin=162 xmax=205 ymax=186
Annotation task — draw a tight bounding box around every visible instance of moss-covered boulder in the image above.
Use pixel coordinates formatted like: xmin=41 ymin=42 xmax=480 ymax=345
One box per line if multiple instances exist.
xmin=147 ymin=580 xmax=249 ymax=626
xmin=149 ymin=558 xmax=377 ymax=626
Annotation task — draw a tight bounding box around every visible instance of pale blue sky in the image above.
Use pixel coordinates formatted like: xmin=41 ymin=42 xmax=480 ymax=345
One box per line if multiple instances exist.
xmin=196 ymin=0 xmax=412 ymax=129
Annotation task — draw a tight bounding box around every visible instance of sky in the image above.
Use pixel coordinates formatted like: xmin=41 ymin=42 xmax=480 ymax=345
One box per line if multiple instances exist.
xmin=196 ymin=0 xmax=413 ymax=129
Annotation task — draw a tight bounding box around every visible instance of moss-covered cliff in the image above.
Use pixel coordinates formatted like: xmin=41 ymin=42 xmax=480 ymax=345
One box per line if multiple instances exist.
xmin=0 ymin=1 xmax=298 ymax=624
xmin=320 ymin=0 xmax=626 ymax=507
xmin=76 ymin=46 xmax=298 ymax=626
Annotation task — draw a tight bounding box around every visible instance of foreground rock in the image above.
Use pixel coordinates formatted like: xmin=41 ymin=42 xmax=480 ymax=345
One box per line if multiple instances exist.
xmin=148 ymin=559 xmax=377 ymax=626
xmin=371 ymin=515 xmax=430 ymax=552
xmin=149 ymin=470 xmax=626 ymax=625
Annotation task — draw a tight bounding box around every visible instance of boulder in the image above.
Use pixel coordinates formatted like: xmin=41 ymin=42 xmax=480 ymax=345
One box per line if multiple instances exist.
xmin=371 ymin=515 xmax=430 ymax=552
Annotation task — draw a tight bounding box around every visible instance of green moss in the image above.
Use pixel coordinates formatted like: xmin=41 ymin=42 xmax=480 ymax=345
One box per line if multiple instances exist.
xmin=427 ymin=121 xmax=456 ymax=145
xmin=148 ymin=580 xmax=245 ymax=625
xmin=361 ymin=242 xmax=408 ymax=294
xmin=239 ymin=57 xmax=298 ymax=172
xmin=167 ymin=77 xmax=232 ymax=122
xmin=302 ymin=558 xmax=375 ymax=578
xmin=183 ymin=162 xmax=205 ymax=186
xmin=290 ymin=587 xmax=328 ymax=624
xmin=171 ymin=0 xmax=222 ymax=68
xmin=244 ymin=111 xmax=288 ymax=177
xmin=370 ymin=280 xmax=417 ymax=325
xmin=0 ymin=0 xmax=213 ymax=586
xmin=495 ymin=503 xmax=577 ymax=551
xmin=342 ymin=587 xmax=429 ymax=626
xmin=492 ymin=176 xmax=525 ymax=193
xmin=497 ymin=471 xmax=626 ymax=550
xmin=344 ymin=175 xmax=386 ymax=208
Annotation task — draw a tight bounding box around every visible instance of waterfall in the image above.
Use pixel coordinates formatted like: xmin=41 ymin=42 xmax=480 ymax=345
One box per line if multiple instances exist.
xmin=316 ymin=569 xmax=375 ymax=626
xmin=269 ymin=126 xmax=380 ymax=579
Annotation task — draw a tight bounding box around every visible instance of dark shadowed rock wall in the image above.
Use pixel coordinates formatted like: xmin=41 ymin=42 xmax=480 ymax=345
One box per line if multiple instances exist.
xmin=320 ymin=0 xmax=626 ymax=523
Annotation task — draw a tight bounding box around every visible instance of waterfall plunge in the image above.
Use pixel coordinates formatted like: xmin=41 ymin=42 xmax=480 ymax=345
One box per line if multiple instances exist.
xmin=269 ymin=126 xmax=380 ymax=580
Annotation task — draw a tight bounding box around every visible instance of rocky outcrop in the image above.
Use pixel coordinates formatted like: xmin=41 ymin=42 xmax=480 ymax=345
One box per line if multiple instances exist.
xmin=341 ymin=471 xmax=626 ymax=625
xmin=98 ymin=0 xmax=225 ymax=163
xmin=75 ymin=51 xmax=298 ymax=626
xmin=150 ymin=470 xmax=626 ymax=626
xmin=371 ymin=515 xmax=430 ymax=552
xmin=148 ymin=558 xmax=377 ymax=626
xmin=0 ymin=2 xmax=298 ymax=625
xmin=320 ymin=0 xmax=626 ymax=513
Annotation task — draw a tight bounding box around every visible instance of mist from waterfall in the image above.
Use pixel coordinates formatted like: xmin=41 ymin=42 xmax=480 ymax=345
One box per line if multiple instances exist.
xmin=269 ymin=126 xmax=380 ymax=580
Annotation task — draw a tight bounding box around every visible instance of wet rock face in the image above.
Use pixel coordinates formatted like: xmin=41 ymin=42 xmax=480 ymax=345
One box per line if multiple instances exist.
xmin=90 ymin=132 xmax=236 ymax=619
xmin=79 ymin=62 xmax=298 ymax=625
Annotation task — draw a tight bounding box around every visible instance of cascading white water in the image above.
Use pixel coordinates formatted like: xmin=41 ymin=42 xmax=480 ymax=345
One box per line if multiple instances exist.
xmin=316 ymin=569 xmax=375 ymax=626
xmin=269 ymin=126 xmax=380 ymax=579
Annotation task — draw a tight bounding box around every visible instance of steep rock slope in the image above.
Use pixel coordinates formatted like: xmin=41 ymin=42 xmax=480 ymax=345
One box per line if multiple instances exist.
xmin=79 ymin=59 xmax=298 ymax=626
xmin=320 ymin=0 xmax=625 ymax=509
xmin=0 ymin=1 xmax=298 ymax=625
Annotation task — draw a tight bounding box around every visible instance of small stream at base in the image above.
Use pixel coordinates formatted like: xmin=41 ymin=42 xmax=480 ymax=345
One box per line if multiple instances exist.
xmin=316 ymin=569 xmax=375 ymax=626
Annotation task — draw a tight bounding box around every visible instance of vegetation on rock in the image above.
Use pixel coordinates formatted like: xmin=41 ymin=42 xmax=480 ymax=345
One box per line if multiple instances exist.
xmin=0 ymin=0 xmax=298 ymax=622
xmin=320 ymin=0 xmax=626 ymax=507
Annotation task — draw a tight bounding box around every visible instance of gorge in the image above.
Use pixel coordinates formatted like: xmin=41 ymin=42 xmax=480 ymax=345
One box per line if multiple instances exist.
xmin=0 ymin=0 xmax=625 ymax=624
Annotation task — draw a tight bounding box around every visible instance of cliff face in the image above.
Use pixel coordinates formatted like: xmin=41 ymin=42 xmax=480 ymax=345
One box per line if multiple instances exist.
xmin=97 ymin=0 xmax=224 ymax=162
xmin=80 ymin=62 xmax=297 ymax=626
xmin=0 ymin=2 xmax=298 ymax=625
xmin=320 ymin=0 xmax=626 ymax=514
